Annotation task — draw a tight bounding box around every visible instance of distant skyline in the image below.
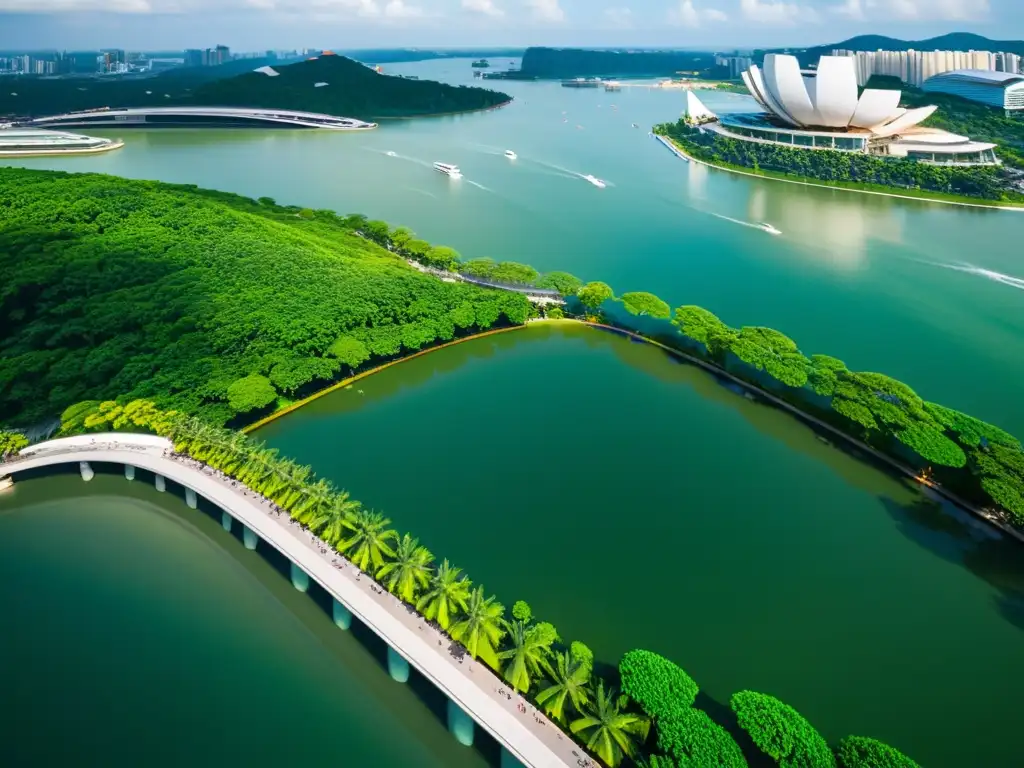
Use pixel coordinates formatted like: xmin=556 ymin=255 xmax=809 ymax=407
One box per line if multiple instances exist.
xmin=2 ymin=0 xmax=1021 ymax=51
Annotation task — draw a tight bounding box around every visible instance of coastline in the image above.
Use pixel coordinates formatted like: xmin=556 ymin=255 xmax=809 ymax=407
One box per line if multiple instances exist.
xmin=657 ymin=133 xmax=1024 ymax=212
xmin=372 ymin=98 xmax=514 ymax=121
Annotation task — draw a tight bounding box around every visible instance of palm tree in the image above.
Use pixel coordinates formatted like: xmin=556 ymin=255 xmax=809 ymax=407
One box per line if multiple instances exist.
xmin=536 ymin=649 xmax=592 ymax=724
xmin=498 ymin=620 xmax=558 ymax=693
xmin=376 ymin=534 xmax=434 ymax=603
xmin=321 ymin=493 xmax=359 ymax=547
xmin=337 ymin=509 xmax=398 ymax=572
xmin=570 ymin=681 xmax=648 ymax=768
xmin=449 ymin=586 xmax=506 ymax=669
xmin=416 ymin=559 xmax=472 ymax=631
xmin=292 ymin=478 xmax=336 ymax=531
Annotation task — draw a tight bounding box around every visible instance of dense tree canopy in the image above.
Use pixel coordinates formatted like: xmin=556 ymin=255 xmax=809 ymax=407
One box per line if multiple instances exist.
xmin=619 ymin=292 xmax=671 ymax=319
xmin=657 ymin=708 xmax=748 ymax=768
xmin=577 ymin=282 xmax=615 ymax=312
xmin=619 ymin=649 xmax=699 ymax=719
xmin=731 ymin=691 xmax=836 ymax=768
xmin=836 ymin=736 xmax=921 ymax=768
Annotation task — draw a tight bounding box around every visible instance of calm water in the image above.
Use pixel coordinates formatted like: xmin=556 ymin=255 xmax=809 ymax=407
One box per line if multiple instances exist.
xmin=4 ymin=58 xmax=1024 ymax=437
xmin=0 ymin=474 xmax=489 ymax=767
xmin=258 ymin=323 xmax=1024 ymax=768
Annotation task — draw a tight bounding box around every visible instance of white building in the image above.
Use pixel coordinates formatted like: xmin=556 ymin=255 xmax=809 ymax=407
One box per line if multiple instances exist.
xmin=923 ymin=70 xmax=1024 ymax=113
xmin=833 ymin=48 xmax=1022 ymax=88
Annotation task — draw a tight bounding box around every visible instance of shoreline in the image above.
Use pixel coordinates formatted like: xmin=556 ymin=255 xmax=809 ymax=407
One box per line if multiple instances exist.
xmin=373 ymin=98 xmax=513 ymax=121
xmin=657 ymin=134 xmax=1024 ymax=212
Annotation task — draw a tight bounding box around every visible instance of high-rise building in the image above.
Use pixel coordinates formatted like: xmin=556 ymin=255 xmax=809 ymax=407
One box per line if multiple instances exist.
xmin=833 ymin=47 xmax=1021 ymax=88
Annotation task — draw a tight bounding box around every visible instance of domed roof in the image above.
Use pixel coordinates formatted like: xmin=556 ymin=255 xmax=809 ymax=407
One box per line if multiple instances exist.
xmin=742 ymin=54 xmax=935 ymax=135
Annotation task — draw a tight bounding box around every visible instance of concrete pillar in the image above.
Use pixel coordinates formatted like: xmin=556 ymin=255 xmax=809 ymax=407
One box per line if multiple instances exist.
xmin=332 ymin=599 xmax=352 ymax=630
xmin=79 ymin=461 xmax=94 ymax=482
xmin=221 ymin=511 xmax=233 ymax=533
xmin=447 ymin=699 xmax=475 ymax=747
xmin=124 ymin=464 xmax=135 ymax=481
xmin=154 ymin=474 xmax=166 ymax=493
xmin=184 ymin=488 xmax=197 ymax=509
xmin=290 ymin=562 xmax=309 ymax=592
xmin=387 ymin=647 xmax=410 ymax=683
xmin=243 ymin=525 xmax=258 ymax=551
xmin=500 ymin=748 xmax=526 ymax=768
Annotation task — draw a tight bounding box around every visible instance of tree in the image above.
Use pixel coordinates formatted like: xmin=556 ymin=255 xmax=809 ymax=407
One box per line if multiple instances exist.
xmin=337 ymin=509 xmax=398 ymax=571
xmin=536 ymin=649 xmax=592 ymax=724
xmin=498 ymin=619 xmax=558 ymax=692
xmin=416 ymin=559 xmax=472 ymax=630
xmin=376 ymin=534 xmax=434 ymax=603
xmin=328 ymin=336 xmax=370 ymax=371
xmin=363 ymin=219 xmax=391 ymax=245
xmin=512 ymin=600 xmax=533 ymax=623
xmin=390 ymin=226 xmax=414 ymax=252
xmin=836 ymin=736 xmax=920 ymax=768
xmin=0 ymin=430 xmax=29 ymax=457
xmin=577 ymin=281 xmax=614 ymax=312
xmin=730 ymin=691 xmax=835 ymax=768
xmin=491 ymin=261 xmax=539 ymax=285
xmin=728 ymin=327 xmax=810 ymax=388
xmin=619 ymin=649 xmax=699 ymax=719
xmin=424 ymin=245 xmax=461 ymax=270
xmin=671 ymin=306 xmax=736 ymax=356
xmin=449 ymin=586 xmax=506 ymax=669
xmin=619 ymin=292 xmax=671 ymax=319
xmin=570 ymin=681 xmax=649 ymax=768
xmin=226 ymin=374 xmax=278 ymax=413
xmin=657 ymin=708 xmax=747 ymax=767
xmin=535 ymin=271 xmax=583 ymax=296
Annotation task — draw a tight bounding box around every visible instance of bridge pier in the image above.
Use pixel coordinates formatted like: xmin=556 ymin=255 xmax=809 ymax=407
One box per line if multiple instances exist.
xmin=290 ymin=563 xmax=309 ymax=592
xmin=185 ymin=488 xmax=197 ymax=509
xmin=243 ymin=525 xmax=258 ymax=551
xmin=447 ymin=699 xmax=475 ymax=747
xmin=154 ymin=474 xmax=166 ymax=493
xmin=221 ymin=511 xmax=233 ymax=533
xmin=332 ymin=599 xmax=352 ymax=630
xmin=387 ymin=647 xmax=410 ymax=683
xmin=79 ymin=461 xmax=94 ymax=482
xmin=124 ymin=464 xmax=135 ymax=481
xmin=501 ymin=747 xmax=526 ymax=768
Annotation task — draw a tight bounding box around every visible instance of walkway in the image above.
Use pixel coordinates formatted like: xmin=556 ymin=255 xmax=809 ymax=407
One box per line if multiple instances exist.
xmin=1 ymin=435 xmax=584 ymax=768
xmin=404 ymin=259 xmax=565 ymax=305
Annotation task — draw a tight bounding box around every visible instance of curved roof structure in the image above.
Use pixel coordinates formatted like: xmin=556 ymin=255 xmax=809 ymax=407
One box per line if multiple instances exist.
xmin=922 ymin=69 xmax=1024 ymax=110
xmin=743 ymin=54 xmax=934 ymax=136
xmin=29 ymin=106 xmax=377 ymax=131
xmin=925 ymin=69 xmax=1024 ymax=86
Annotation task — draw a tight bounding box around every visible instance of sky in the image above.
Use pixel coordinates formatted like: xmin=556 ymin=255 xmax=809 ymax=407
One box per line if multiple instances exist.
xmin=1 ymin=0 xmax=1021 ymax=51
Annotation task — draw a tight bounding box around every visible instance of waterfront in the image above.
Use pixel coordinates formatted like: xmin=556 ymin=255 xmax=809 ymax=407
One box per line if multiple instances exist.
xmin=257 ymin=323 xmax=1024 ymax=768
xmin=4 ymin=57 xmax=1024 ymax=436
xmin=0 ymin=474 xmax=488 ymax=768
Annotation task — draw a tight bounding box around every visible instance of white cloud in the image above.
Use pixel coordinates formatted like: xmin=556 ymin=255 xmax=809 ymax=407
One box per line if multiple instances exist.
xmin=603 ymin=6 xmax=632 ymax=27
xmin=668 ymin=0 xmax=727 ymax=27
xmin=832 ymin=0 xmax=863 ymax=18
xmin=383 ymin=0 xmax=423 ymax=16
xmin=525 ymin=0 xmax=564 ymax=22
xmin=462 ymin=0 xmax=503 ymax=16
xmin=889 ymin=0 xmax=989 ymax=19
xmin=0 ymin=0 xmax=151 ymax=10
xmin=739 ymin=0 xmax=815 ymax=24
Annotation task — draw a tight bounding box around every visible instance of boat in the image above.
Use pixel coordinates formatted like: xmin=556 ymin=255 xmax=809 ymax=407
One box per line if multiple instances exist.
xmin=632 ymin=123 xmax=638 ymax=128
xmin=561 ymin=78 xmax=601 ymax=88
xmin=759 ymin=222 xmax=782 ymax=235
xmin=385 ymin=150 xmax=397 ymax=157
xmin=582 ymin=174 xmax=606 ymax=189
xmin=504 ymin=150 xmax=517 ymax=160
xmin=434 ymin=162 xmax=462 ymax=178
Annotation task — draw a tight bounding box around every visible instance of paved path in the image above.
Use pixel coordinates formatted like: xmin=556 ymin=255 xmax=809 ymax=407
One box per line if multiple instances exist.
xmin=2 ymin=436 xmax=590 ymax=768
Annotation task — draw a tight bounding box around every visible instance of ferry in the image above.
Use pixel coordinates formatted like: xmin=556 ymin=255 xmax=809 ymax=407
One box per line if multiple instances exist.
xmin=582 ymin=174 xmax=606 ymax=189
xmin=561 ymin=78 xmax=601 ymax=88
xmin=759 ymin=222 xmax=782 ymax=235
xmin=434 ymin=162 xmax=462 ymax=178
xmin=504 ymin=150 xmax=517 ymax=160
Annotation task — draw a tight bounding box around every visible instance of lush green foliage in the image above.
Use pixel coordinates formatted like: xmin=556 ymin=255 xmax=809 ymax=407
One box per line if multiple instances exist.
xmin=657 ymin=707 xmax=748 ymax=767
xmin=376 ymin=534 xmax=434 ymax=602
xmin=0 ymin=430 xmax=29 ymax=457
xmin=728 ymin=327 xmax=809 ymax=388
xmin=0 ymin=168 xmax=530 ymax=426
xmin=619 ymin=649 xmax=699 ymax=719
xmin=449 ymin=586 xmax=506 ymax=669
xmin=536 ymin=649 xmax=593 ymax=724
xmin=0 ymin=54 xmax=510 ymax=120
xmin=731 ymin=691 xmax=835 ymax=768
xmin=619 ymin=292 xmax=671 ymax=319
xmin=570 ymin=681 xmax=650 ymax=767
xmin=498 ymin=619 xmax=558 ymax=692
xmin=577 ymin=282 xmax=615 ymax=312
xmin=655 ymin=120 xmax=1022 ymax=202
xmin=519 ymin=47 xmax=712 ymax=78
xmin=416 ymin=559 xmax=472 ymax=631
xmin=836 ymin=736 xmax=920 ymax=768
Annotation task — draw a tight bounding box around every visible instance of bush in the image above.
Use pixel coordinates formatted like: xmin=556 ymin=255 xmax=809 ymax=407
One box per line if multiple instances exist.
xmin=620 ymin=649 xmax=699 ymax=719
xmin=730 ymin=691 xmax=835 ymax=768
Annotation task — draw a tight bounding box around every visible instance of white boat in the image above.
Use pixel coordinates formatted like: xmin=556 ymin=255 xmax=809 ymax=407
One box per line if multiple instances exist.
xmin=434 ymin=162 xmax=462 ymax=178
xmin=582 ymin=174 xmax=606 ymax=189
xmin=386 ymin=150 xmax=397 ymax=157
xmin=504 ymin=150 xmax=517 ymax=160
xmin=759 ymin=222 xmax=782 ymax=235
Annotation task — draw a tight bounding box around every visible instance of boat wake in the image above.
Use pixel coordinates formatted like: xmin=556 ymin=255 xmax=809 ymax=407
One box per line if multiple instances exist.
xmin=405 ymin=187 xmax=437 ymax=199
xmin=465 ymin=179 xmax=493 ymax=192
xmin=709 ymin=212 xmax=780 ymax=235
xmin=926 ymin=261 xmax=1024 ymax=291
xmin=369 ymin=148 xmax=432 ymax=168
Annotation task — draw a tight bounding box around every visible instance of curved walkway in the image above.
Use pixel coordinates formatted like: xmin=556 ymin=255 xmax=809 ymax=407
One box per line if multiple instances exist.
xmin=1 ymin=435 xmax=578 ymax=768
xmin=29 ymin=107 xmax=377 ymax=131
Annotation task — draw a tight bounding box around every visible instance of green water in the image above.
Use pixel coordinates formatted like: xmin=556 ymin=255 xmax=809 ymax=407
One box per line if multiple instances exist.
xmin=0 ymin=474 xmax=488 ymax=767
xmin=4 ymin=58 xmax=1024 ymax=436
xmin=257 ymin=323 xmax=1024 ymax=768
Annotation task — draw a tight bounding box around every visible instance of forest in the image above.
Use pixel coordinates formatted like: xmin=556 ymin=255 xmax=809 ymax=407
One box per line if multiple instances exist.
xmin=0 ymin=168 xmax=531 ymax=427
xmin=655 ymin=120 xmax=1021 ymax=202
xmin=0 ymin=54 xmax=510 ymax=120
xmin=518 ymin=47 xmax=717 ymax=79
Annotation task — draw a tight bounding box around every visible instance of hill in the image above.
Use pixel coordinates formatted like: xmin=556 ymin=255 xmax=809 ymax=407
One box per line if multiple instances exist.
xmin=782 ymin=33 xmax=1024 ymax=65
xmin=0 ymin=168 xmax=529 ymax=427
xmin=518 ymin=47 xmax=717 ymax=79
xmin=0 ymin=54 xmax=510 ymax=120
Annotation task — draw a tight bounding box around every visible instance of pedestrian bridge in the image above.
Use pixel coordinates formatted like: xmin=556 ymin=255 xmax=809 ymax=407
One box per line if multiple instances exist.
xmin=1 ymin=434 xmax=573 ymax=768
xmin=29 ymin=106 xmax=377 ymax=131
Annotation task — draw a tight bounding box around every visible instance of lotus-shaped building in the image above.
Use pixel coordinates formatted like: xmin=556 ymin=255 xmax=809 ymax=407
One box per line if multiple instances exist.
xmin=695 ymin=53 xmax=998 ymax=166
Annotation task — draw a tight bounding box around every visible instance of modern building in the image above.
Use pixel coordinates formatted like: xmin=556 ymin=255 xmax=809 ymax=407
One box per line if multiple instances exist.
xmin=0 ymin=127 xmax=123 ymax=156
xmin=717 ymin=54 xmax=999 ymax=166
xmin=834 ymin=47 xmax=1023 ymax=88
xmin=29 ymin=106 xmax=378 ymax=131
xmin=922 ymin=69 xmax=1024 ymax=114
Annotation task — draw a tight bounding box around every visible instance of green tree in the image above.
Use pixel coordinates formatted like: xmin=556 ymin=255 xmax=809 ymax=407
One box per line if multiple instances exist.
xmin=577 ymin=281 xmax=614 ymax=312
xmin=416 ymin=559 xmax=472 ymax=630
xmin=512 ymin=600 xmax=533 ymax=623
xmin=672 ymin=306 xmax=737 ymax=355
xmin=730 ymin=691 xmax=835 ymax=768
xmin=390 ymin=226 xmax=414 ymax=252
xmin=619 ymin=292 xmax=671 ymax=319
xmin=498 ymin=620 xmax=558 ymax=692
xmin=449 ymin=586 xmax=506 ymax=669
xmin=657 ymin=708 xmax=747 ymax=767
xmin=536 ymin=648 xmax=592 ymax=724
xmin=728 ymin=326 xmax=810 ymax=388
xmin=570 ymin=681 xmax=649 ymax=768
xmin=0 ymin=430 xmax=29 ymax=457
xmin=363 ymin=219 xmax=391 ymax=245
xmin=535 ymin=271 xmax=583 ymax=296
xmin=376 ymin=533 xmax=434 ymax=603
xmin=619 ymin=649 xmax=699 ymax=719
xmin=328 ymin=336 xmax=371 ymax=371
xmin=424 ymin=245 xmax=461 ymax=270
xmin=226 ymin=374 xmax=278 ymax=413
xmin=337 ymin=509 xmax=398 ymax=571
xmin=835 ymin=736 xmax=920 ymax=768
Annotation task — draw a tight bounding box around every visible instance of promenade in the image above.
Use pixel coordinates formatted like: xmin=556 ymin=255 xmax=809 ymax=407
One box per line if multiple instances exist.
xmin=2 ymin=436 xmax=585 ymax=768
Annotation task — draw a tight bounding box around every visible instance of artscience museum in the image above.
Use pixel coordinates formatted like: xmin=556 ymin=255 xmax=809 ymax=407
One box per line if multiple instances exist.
xmin=693 ymin=54 xmax=999 ymax=166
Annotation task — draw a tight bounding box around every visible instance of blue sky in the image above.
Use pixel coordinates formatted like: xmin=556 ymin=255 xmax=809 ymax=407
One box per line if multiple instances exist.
xmin=1 ymin=0 xmax=1019 ymax=51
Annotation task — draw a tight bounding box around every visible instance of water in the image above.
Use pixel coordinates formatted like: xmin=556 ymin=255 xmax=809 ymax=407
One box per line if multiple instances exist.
xmin=0 ymin=473 xmax=489 ymax=768
xmin=256 ymin=323 xmax=1024 ymax=768
xmin=5 ymin=57 xmax=1024 ymax=436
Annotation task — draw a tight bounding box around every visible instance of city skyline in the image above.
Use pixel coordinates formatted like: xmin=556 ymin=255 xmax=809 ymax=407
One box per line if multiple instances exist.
xmin=2 ymin=0 xmax=1022 ymax=50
